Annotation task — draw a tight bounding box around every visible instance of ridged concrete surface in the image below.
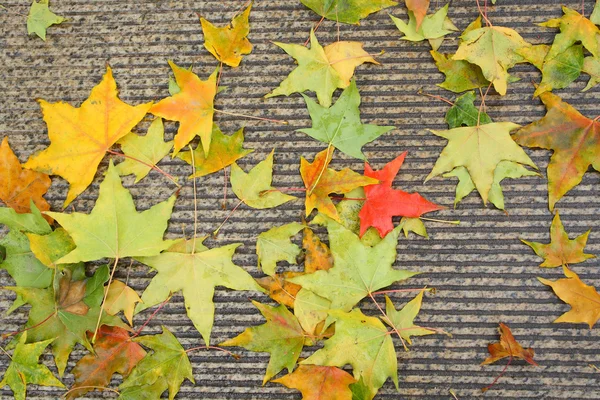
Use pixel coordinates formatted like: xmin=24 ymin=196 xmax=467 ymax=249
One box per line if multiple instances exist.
xmin=1 ymin=0 xmax=600 ymax=398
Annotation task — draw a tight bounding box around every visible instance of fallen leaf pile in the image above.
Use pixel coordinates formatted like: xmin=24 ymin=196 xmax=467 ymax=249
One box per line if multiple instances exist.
xmin=1 ymin=0 xmax=600 ymax=399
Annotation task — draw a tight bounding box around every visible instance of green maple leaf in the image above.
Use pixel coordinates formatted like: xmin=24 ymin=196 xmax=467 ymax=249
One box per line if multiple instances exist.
xmin=0 ymin=202 xmax=51 ymax=235
xmin=290 ymin=216 xmax=417 ymax=311
xmin=0 ymin=333 xmax=65 ymax=400
xmin=302 ymin=309 xmax=397 ymax=399
xmin=453 ymin=25 xmax=529 ymax=95
xmin=517 ymin=44 xmax=583 ymax=96
xmin=445 ymin=91 xmax=491 ymax=129
xmin=230 ymin=150 xmax=296 ymax=209
xmin=299 ymin=80 xmax=395 ymax=160
xmin=582 ymin=56 xmax=600 ymax=92
xmin=135 ymin=238 xmax=265 ymax=344
xmin=221 ymin=301 xmax=305 ymax=383
xmin=118 ymin=377 xmax=169 ymax=400
xmin=266 ymin=30 xmax=345 ymax=107
xmin=27 ymin=0 xmax=65 ymax=41
xmin=294 ymin=288 xmax=331 ymax=335
xmin=177 ymin=124 xmax=253 ymax=178
xmin=430 ymin=50 xmax=489 ymax=93
xmin=384 ymin=291 xmax=437 ymax=346
xmin=256 ymin=222 xmax=304 ymax=276
xmin=539 ymin=6 xmax=600 ymax=61
xmin=120 ymin=326 xmax=194 ymax=400
xmin=521 ymin=212 xmax=595 ymax=268
xmin=6 ymin=266 xmax=128 ymax=376
xmin=425 ymin=122 xmax=537 ymax=205
xmin=46 ymin=161 xmax=176 ymax=264
xmin=116 ymin=118 xmax=174 ymax=183
xmin=390 ymin=4 xmax=458 ymax=50
xmin=300 ymin=0 xmax=397 ymax=24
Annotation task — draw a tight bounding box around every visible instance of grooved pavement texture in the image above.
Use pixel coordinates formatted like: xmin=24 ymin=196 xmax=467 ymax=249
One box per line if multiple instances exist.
xmin=1 ymin=0 xmax=600 ymax=399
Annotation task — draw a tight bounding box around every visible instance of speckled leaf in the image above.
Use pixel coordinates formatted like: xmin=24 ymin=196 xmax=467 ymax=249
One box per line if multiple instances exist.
xmin=300 ymin=0 xmax=397 ymax=24
xmin=256 ymin=222 xmax=304 ymax=276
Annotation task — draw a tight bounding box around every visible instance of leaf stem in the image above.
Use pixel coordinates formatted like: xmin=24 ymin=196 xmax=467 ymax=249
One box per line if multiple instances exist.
xmin=213 ymin=108 xmax=288 ymax=125
xmin=419 ymin=217 xmax=460 ymax=225
xmin=222 ymin=167 xmax=229 ymax=210
xmin=482 ymin=355 xmax=512 ymax=392
xmin=185 ymin=345 xmax=240 ymax=359
xmin=133 ymin=295 xmax=172 ymax=338
xmin=92 ymin=256 xmax=120 ymax=343
xmin=371 ymin=287 xmax=435 ymax=296
xmin=213 ymin=198 xmax=244 ymax=237
xmin=62 ymin=386 xmax=120 ymax=398
xmin=475 ymin=0 xmax=493 ymax=27
xmin=107 ymin=149 xmax=180 ymax=187
xmin=304 ymin=15 xmax=325 ymax=46
xmin=368 ymin=291 xmax=408 ymax=351
xmin=1 ymin=311 xmax=57 ymax=340
xmin=0 ymin=345 xmax=12 ymax=360
xmin=307 ymin=144 xmax=333 ymax=196
xmin=417 ymin=90 xmax=454 ymax=106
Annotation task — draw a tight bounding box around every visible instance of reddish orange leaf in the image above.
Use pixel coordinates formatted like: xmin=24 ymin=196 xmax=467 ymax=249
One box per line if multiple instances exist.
xmin=273 ymin=365 xmax=356 ymax=400
xmin=67 ymin=325 xmax=146 ymax=399
xmin=482 ymin=323 xmax=538 ymax=367
xmin=0 ymin=137 xmax=51 ymax=220
xmin=150 ymin=61 xmax=217 ymax=155
xmin=538 ymin=266 xmax=600 ymax=328
xmin=359 ymin=152 xmax=443 ymax=237
xmin=406 ymin=0 xmax=430 ymax=29
xmin=256 ymin=271 xmax=303 ymax=309
xmin=301 ymin=147 xmax=377 ymax=221
xmin=514 ymin=92 xmax=600 ymax=211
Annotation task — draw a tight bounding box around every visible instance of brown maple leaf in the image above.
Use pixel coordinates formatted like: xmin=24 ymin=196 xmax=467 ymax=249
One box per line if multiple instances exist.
xmin=301 ymin=147 xmax=377 ymax=221
xmin=57 ymin=270 xmax=89 ymax=316
xmin=538 ymin=266 xmax=600 ymax=328
xmin=273 ymin=365 xmax=356 ymax=400
xmin=481 ymin=322 xmax=538 ymax=392
xmin=513 ymin=92 xmax=600 ymax=211
xmin=0 ymin=137 xmax=51 ymax=218
xmin=67 ymin=325 xmax=146 ymax=399
xmin=521 ymin=212 xmax=594 ymax=268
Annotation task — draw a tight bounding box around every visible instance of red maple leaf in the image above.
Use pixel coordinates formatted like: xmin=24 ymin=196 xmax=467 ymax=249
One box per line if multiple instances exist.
xmin=359 ymin=152 xmax=443 ymax=237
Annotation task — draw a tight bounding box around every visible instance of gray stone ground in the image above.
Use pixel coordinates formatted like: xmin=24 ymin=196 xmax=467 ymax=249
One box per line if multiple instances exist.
xmin=1 ymin=0 xmax=600 ymax=398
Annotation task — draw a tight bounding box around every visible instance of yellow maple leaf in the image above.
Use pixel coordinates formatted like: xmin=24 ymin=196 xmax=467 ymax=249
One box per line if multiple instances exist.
xmin=324 ymin=41 xmax=379 ymax=86
xmin=24 ymin=67 xmax=152 ymax=207
xmin=150 ymin=61 xmax=217 ymax=155
xmin=200 ymin=4 xmax=253 ymax=67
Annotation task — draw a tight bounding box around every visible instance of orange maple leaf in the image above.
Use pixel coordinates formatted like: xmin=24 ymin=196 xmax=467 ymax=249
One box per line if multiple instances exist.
xmin=273 ymin=365 xmax=356 ymax=400
xmin=538 ymin=266 xmax=600 ymax=328
xmin=0 ymin=137 xmax=51 ymax=218
xmin=150 ymin=61 xmax=217 ymax=155
xmin=300 ymin=147 xmax=377 ymax=221
xmin=406 ymin=0 xmax=430 ymax=29
xmin=23 ymin=66 xmax=152 ymax=207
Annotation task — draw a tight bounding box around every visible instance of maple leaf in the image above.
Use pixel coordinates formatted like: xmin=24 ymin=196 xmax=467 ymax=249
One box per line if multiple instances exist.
xmin=200 ymin=4 xmax=253 ymax=67
xmin=299 ymin=80 xmax=395 ymax=160
xmin=46 ymin=162 xmax=176 ymax=264
xmin=256 ymin=271 xmax=303 ymax=309
xmin=482 ymin=323 xmax=538 ymax=366
xmin=405 ymin=0 xmax=429 ymax=29
xmin=445 ymin=91 xmax=491 ymax=129
xmin=27 ymin=0 xmax=65 ymax=40
xmin=23 ymin=66 xmax=152 ymax=207
xmin=7 ymin=265 xmax=128 ymax=376
xmin=513 ymin=92 xmax=600 ymax=211
xmin=150 ymin=61 xmax=217 ymax=155
xmin=256 ymin=222 xmax=304 ymax=276
xmin=539 ymin=6 xmax=600 ymax=62
xmin=115 ymin=118 xmax=174 ymax=184
xmin=359 ymin=152 xmax=443 ymax=237
xmin=135 ymin=237 xmax=264 ymax=345
xmin=453 ymin=25 xmax=529 ymax=95
xmin=221 ymin=301 xmax=305 ymax=384
xmin=290 ymin=216 xmax=417 ymax=311
xmin=0 ymin=137 xmax=51 ymax=219
xmin=517 ymin=44 xmax=583 ymax=97
xmin=521 ymin=212 xmax=594 ymax=268
xmin=582 ymin=56 xmax=600 ymax=91
xmin=301 ymin=148 xmax=377 ymax=221
xmin=300 ymin=0 xmax=397 ymax=24
xmin=267 ymin=32 xmax=377 ymax=107
xmin=25 ymin=227 xmax=76 ymax=268
xmin=430 ymin=50 xmax=489 ymax=93
xmin=118 ymin=378 xmax=168 ymax=400
xmin=0 ymin=203 xmax=51 ymax=235
xmin=104 ymin=280 xmax=142 ymax=325
xmin=230 ymin=150 xmax=296 ymax=209
xmin=120 ymin=326 xmax=194 ymax=400
xmin=323 ymin=42 xmax=379 ymax=86
xmin=426 ymin=122 xmax=537 ymax=205
xmin=177 ymin=124 xmax=253 ymax=178
xmin=67 ymin=325 xmax=146 ymax=399
xmin=294 ymin=287 xmax=331 ymax=336
xmin=384 ymin=291 xmax=436 ymax=346
xmin=390 ymin=4 xmax=458 ymax=51
xmin=273 ymin=365 xmax=356 ymax=400
xmin=538 ymin=266 xmax=600 ymax=328
xmin=302 ymin=309 xmax=397 ymax=399
xmin=0 ymin=333 xmax=64 ymax=400
xmin=593 ymin=0 xmax=600 ymax=24
xmin=303 ymin=226 xmax=334 ymax=273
